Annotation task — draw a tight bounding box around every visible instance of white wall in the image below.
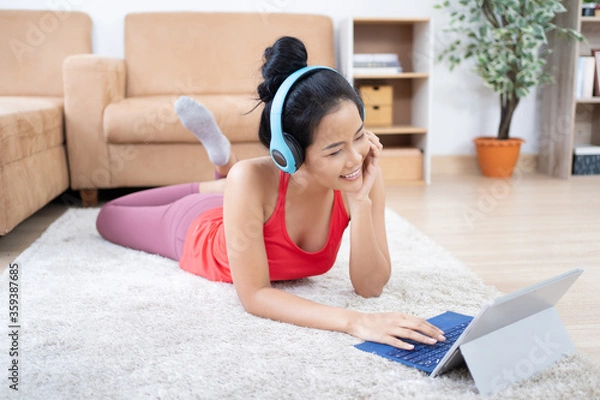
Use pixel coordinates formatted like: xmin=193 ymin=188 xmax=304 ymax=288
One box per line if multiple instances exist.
xmin=4 ymin=0 xmax=544 ymax=155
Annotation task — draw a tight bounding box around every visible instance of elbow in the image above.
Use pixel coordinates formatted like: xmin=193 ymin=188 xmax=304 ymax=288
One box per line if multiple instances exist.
xmin=355 ymin=286 xmax=384 ymax=298
xmin=237 ymin=289 xmax=269 ymax=318
xmin=352 ymin=271 xmax=390 ymax=298
xmin=239 ymin=296 xmax=261 ymax=316
xmin=232 ymin=278 xmax=279 ymax=318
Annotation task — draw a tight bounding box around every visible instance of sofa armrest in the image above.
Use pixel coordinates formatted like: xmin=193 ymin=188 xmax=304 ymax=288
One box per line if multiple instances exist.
xmin=63 ymin=54 xmax=126 ymax=190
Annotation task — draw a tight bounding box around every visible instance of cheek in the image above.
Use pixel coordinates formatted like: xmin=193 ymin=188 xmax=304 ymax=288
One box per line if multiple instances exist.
xmin=307 ymin=156 xmax=345 ymax=180
xmin=358 ymin=139 xmax=371 ymax=159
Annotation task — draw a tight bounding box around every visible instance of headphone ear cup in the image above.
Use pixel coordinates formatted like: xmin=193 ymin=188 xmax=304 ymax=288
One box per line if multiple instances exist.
xmin=283 ymin=132 xmax=304 ymax=169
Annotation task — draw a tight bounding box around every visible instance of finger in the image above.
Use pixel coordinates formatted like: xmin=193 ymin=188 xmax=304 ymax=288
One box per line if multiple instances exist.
xmin=393 ymin=328 xmax=440 ymax=346
xmin=370 ymin=141 xmax=381 ymax=158
xmin=364 ymin=157 xmax=378 ymax=180
xmin=367 ymin=131 xmax=382 ymax=148
xmin=370 ymin=155 xmax=379 ymax=171
xmin=381 ymin=335 xmax=416 ymax=351
xmin=396 ymin=316 xmax=446 ymax=341
xmin=414 ymin=322 xmax=447 ymax=342
xmin=366 ymin=131 xmax=378 ymax=144
xmin=366 ymin=140 xmax=380 ymax=159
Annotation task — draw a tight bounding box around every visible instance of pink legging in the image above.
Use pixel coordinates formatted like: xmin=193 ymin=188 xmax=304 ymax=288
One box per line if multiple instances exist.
xmin=96 ymin=183 xmax=223 ymax=261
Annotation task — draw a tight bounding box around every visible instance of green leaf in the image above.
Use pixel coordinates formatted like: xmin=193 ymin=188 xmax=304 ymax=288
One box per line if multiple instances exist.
xmin=433 ymin=0 xmax=581 ymax=100
xmin=516 ymin=87 xmax=529 ymax=98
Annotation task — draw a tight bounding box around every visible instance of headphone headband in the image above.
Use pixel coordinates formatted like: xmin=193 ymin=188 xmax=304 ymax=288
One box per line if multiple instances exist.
xmin=269 ymin=66 xmax=336 ymax=174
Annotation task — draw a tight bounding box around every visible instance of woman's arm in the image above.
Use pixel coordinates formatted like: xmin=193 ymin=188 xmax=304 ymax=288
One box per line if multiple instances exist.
xmin=347 ymin=132 xmax=391 ymax=297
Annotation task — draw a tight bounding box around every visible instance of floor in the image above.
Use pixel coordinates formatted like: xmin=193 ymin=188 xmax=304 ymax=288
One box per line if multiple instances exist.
xmin=1 ymin=172 xmax=599 ymax=363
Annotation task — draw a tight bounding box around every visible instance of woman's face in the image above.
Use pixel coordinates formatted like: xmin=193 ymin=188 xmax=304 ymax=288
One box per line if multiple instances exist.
xmin=301 ymin=100 xmax=370 ymax=191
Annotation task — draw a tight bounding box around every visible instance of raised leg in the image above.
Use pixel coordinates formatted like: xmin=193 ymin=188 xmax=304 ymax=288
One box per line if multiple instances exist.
xmin=175 ymin=96 xmax=231 ymax=166
xmin=175 ymin=96 xmax=241 ymax=180
xmin=214 ymin=153 xmax=239 ymax=179
xmin=199 ymin=179 xmax=227 ymax=193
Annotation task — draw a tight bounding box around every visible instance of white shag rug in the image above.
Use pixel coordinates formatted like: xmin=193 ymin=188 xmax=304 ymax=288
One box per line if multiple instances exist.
xmin=2 ymin=208 xmax=599 ymax=400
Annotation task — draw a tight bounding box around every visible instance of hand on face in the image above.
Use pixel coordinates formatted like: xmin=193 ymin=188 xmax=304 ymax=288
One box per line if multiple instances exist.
xmin=347 ymin=130 xmax=382 ymax=204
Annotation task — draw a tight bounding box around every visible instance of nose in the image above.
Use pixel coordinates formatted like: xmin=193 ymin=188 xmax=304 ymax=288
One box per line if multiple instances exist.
xmin=346 ymin=143 xmax=363 ymax=167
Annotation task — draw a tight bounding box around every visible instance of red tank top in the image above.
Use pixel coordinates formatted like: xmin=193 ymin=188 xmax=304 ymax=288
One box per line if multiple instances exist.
xmin=179 ymin=171 xmax=350 ymax=283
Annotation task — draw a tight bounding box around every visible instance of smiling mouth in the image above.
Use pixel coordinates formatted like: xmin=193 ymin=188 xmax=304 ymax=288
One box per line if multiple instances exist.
xmin=341 ymin=169 xmax=361 ymax=179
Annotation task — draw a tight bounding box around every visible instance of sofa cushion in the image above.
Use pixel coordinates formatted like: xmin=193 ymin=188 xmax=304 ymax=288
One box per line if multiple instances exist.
xmin=124 ymin=12 xmax=334 ymax=97
xmin=0 ymin=97 xmax=64 ymax=165
xmin=0 ymin=10 xmax=91 ymax=96
xmin=1 ymin=145 xmax=68 ymax=235
xmin=104 ymin=95 xmax=262 ymax=145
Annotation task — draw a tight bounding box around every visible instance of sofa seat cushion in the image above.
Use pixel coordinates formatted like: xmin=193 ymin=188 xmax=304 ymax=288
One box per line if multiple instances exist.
xmin=0 ymin=96 xmax=64 ymax=165
xmin=104 ymin=94 xmax=262 ymax=145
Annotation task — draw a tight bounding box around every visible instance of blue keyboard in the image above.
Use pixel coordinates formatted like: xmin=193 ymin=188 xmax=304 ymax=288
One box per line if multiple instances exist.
xmin=354 ymin=311 xmax=474 ymax=374
xmin=385 ymin=321 xmax=470 ymax=368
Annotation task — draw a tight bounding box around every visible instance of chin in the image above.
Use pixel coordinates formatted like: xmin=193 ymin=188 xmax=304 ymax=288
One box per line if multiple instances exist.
xmin=337 ymin=175 xmax=363 ymax=191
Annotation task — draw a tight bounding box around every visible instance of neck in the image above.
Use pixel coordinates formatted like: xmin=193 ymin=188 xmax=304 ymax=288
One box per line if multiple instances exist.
xmin=286 ymin=168 xmax=331 ymax=198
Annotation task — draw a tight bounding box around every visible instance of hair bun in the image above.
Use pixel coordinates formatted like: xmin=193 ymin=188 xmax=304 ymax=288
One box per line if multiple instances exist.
xmin=257 ymin=36 xmax=308 ymax=103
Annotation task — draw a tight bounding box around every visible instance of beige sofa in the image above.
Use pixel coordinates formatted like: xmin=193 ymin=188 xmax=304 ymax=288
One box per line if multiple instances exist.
xmin=63 ymin=12 xmax=335 ymax=206
xmin=0 ymin=10 xmax=91 ymax=235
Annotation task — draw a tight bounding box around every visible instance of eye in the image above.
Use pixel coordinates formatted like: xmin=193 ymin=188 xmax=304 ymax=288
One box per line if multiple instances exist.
xmin=328 ymin=149 xmax=342 ymax=157
xmin=355 ymin=132 xmax=365 ymax=141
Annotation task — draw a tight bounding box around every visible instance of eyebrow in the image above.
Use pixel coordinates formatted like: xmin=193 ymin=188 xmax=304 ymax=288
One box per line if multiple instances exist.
xmin=321 ymin=123 xmax=365 ymax=151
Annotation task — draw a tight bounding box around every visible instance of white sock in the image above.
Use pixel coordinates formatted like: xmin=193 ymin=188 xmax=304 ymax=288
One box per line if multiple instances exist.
xmin=174 ymin=96 xmax=231 ymax=166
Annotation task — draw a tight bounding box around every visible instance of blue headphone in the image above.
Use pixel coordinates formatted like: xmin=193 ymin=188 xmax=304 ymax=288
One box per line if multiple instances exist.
xmin=269 ymin=65 xmax=337 ymax=174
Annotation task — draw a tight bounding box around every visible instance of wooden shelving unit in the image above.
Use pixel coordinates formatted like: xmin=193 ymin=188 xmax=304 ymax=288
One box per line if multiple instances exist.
xmin=539 ymin=0 xmax=600 ymax=178
xmin=340 ymin=17 xmax=432 ymax=185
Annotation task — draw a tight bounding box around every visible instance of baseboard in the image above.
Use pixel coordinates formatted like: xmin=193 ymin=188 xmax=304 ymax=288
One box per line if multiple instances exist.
xmin=431 ymin=154 xmax=539 ymax=177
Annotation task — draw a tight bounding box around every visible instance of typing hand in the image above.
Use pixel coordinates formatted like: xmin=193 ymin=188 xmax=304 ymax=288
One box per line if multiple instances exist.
xmin=349 ymin=311 xmax=446 ymax=350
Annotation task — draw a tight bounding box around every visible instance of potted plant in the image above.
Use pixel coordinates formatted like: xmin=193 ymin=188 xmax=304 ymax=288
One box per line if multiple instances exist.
xmin=435 ymin=0 xmax=582 ymax=177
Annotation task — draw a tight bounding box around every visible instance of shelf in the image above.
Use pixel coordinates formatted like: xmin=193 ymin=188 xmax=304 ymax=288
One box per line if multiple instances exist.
xmin=353 ymin=17 xmax=430 ymax=24
xmin=381 ymin=147 xmax=422 ymax=155
xmin=379 ymin=179 xmax=426 ymax=186
xmin=539 ymin=3 xmax=600 ymax=179
xmin=340 ymin=17 xmax=432 ymax=184
xmin=353 ymin=72 xmax=429 ymax=79
xmin=576 ymin=97 xmax=600 ymax=104
xmin=367 ymin=125 xmax=427 ymax=135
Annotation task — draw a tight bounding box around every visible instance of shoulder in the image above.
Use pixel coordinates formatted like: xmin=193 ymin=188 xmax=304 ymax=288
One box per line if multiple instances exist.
xmin=226 ymin=156 xmax=278 ymax=190
xmin=224 ymin=157 xmax=280 ymax=219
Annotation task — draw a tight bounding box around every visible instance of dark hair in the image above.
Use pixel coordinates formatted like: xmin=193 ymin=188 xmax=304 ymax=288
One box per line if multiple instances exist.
xmin=256 ymin=36 xmax=363 ymax=151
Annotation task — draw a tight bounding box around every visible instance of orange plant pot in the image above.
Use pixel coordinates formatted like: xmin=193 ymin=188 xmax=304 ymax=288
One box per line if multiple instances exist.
xmin=473 ymin=137 xmax=525 ymax=178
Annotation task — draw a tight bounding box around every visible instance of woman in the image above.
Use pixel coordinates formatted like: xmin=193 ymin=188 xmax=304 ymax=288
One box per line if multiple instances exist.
xmin=97 ymin=36 xmax=445 ymax=350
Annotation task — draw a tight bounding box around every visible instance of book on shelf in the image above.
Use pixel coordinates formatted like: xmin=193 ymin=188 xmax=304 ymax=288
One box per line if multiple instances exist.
xmin=353 ymin=53 xmax=399 ymax=63
xmin=576 ymin=56 xmax=595 ymax=99
xmin=573 ymin=144 xmax=600 ymax=156
xmin=353 ymin=53 xmax=403 ymax=75
xmin=353 ymin=66 xmax=403 ymax=75
xmin=573 ymin=145 xmax=600 ymax=175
